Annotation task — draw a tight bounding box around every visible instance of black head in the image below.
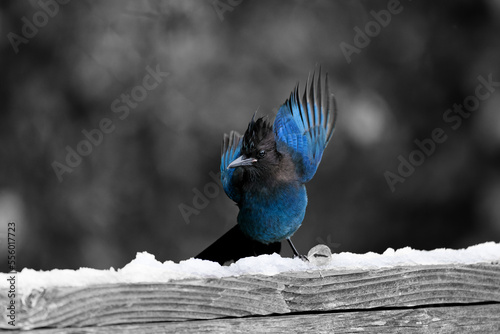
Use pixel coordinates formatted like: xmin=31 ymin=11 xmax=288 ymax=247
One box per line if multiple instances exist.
xmin=228 ymin=114 xmax=281 ymax=182
xmin=242 ymin=115 xmax=273 ymax=156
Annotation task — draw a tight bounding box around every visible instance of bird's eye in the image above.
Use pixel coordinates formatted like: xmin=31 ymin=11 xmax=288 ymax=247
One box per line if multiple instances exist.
xmin=258 ymin=150 xmax=266 ymax=159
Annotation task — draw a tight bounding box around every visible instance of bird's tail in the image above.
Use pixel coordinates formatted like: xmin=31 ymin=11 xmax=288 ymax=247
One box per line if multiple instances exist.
xmin=195 ymin=225 xmax=281 ymax=265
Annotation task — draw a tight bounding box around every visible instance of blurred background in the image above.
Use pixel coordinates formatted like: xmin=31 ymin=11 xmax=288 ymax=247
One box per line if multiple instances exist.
xmin=1 ymin=0 xmax=499 ymax=271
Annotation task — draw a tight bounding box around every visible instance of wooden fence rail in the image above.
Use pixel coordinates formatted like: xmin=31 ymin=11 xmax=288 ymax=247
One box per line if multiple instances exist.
xmin=1 ymin=262 xmax=499 ymax=333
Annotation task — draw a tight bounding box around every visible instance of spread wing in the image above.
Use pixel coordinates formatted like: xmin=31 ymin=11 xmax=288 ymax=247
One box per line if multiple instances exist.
xmin=220 ymin=130 xmax=243 ymax=203
xmin=273 ymin=70 xmax=337 ymax=183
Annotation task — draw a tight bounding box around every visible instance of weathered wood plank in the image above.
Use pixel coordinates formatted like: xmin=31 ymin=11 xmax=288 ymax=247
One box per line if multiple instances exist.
xmin=2 ymin=263 xmax=499 ymax=330
xmin=19 ymin=303 xmax=500 ymax=334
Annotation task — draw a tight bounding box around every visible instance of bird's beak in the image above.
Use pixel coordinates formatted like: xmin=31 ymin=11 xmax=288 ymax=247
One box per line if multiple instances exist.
xmin=228 ymin=155 xmax=257 ymax=168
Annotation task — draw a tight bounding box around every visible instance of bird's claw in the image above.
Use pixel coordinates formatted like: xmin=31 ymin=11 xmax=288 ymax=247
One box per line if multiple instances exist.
xmin=294 ymin=254 xmax=309 ymax=262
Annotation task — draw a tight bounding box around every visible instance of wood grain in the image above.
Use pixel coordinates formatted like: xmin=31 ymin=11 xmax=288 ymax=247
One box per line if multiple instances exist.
xmin=1 ymin=263 xmax=499 ymax=330
xmin=19 ymin=303 xmax=500 ymax=334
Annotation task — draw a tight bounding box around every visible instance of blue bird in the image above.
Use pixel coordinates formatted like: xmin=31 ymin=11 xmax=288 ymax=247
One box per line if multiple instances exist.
xmin=197 ymin=69 xmax=337 ymax=264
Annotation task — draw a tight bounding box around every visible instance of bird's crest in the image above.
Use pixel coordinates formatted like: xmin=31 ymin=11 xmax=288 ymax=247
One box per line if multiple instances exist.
xmin=241 ymin=113 xmax=272 ymax=154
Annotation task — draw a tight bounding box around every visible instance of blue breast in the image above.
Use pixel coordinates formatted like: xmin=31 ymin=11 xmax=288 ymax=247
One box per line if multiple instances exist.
xmin=237 ymin=183 xmax=308 ymax=244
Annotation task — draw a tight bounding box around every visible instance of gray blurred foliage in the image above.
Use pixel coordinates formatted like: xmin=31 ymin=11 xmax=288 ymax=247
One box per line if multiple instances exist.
xmin=0 ymin=0 xmax=499 ymax=270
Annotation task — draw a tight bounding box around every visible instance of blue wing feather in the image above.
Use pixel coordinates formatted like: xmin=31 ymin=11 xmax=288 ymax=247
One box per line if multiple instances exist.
xmin=221 ymin=131 xmax=243 ymax=202
xmin=273 ymin=70 xmax=337 ymax=183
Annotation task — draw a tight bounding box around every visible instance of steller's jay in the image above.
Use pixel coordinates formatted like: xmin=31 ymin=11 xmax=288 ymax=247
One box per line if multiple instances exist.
xmin=196 ymin=69 xmax=337 ymax=264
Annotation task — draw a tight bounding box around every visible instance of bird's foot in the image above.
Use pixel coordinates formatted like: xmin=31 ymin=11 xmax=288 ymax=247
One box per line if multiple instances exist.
xmin=294 ymin=254 xmax=309 ymax=262
xmin=287 ymin=238 xmax=309 ymax=261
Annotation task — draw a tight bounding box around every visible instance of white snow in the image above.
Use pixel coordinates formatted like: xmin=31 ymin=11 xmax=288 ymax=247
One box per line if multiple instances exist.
xmin=1 ymin=242 xmax=499 ymax=293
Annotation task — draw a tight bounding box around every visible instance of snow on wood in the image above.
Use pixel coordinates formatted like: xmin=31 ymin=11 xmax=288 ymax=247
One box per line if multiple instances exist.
xmin=0 ymin=242 xmax=499 ymax=331
xmin=2 ymin=242 xmax=499 ymax=293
